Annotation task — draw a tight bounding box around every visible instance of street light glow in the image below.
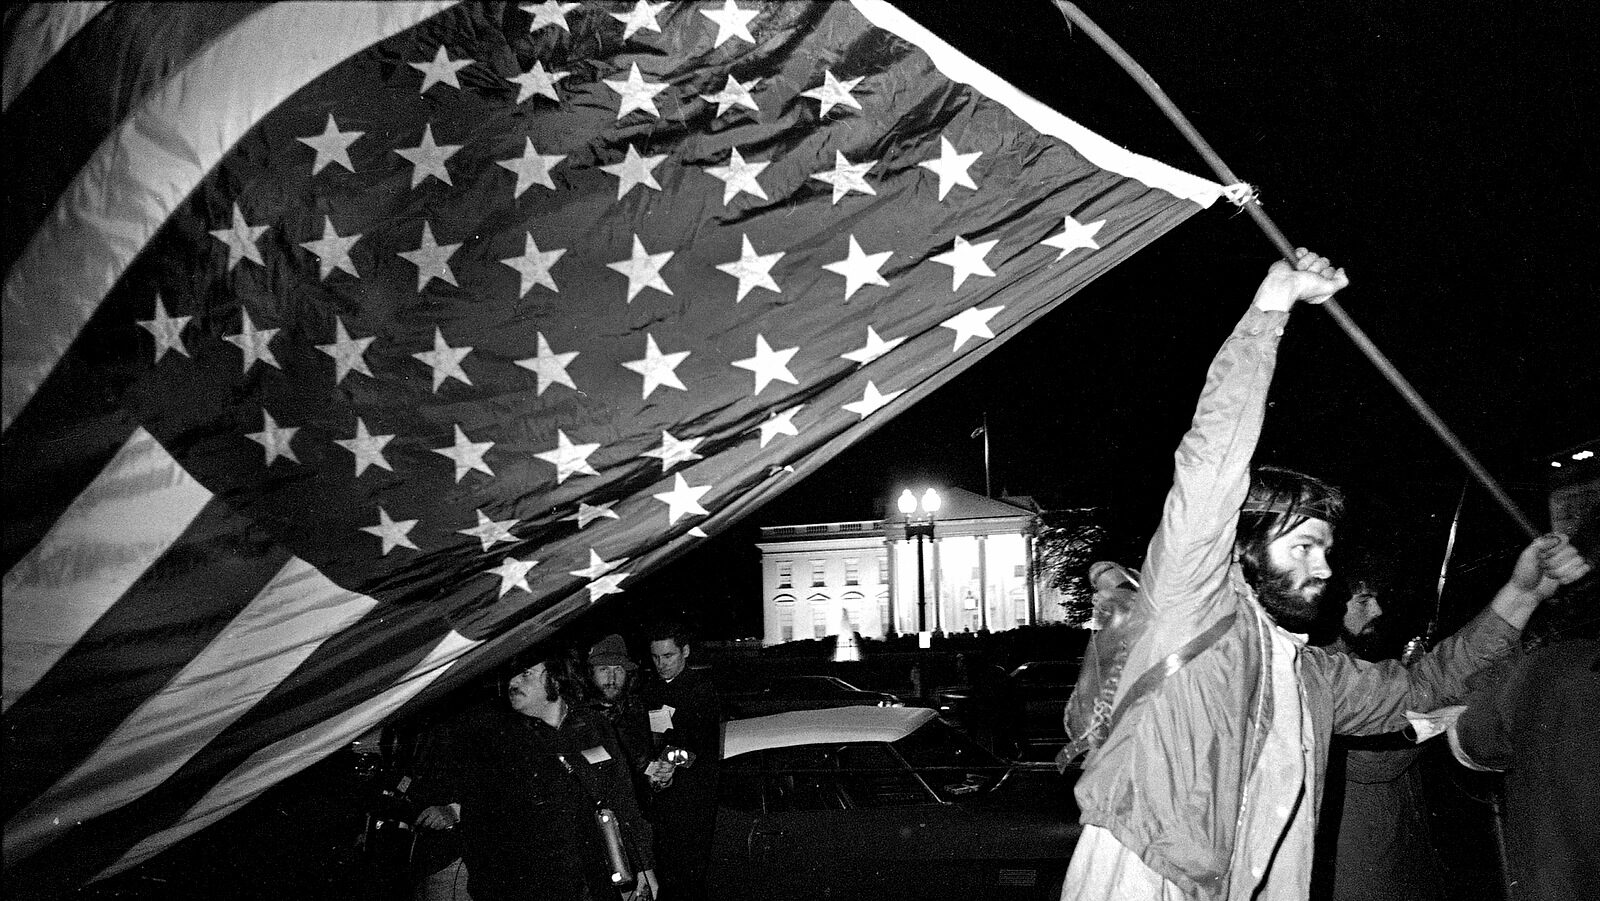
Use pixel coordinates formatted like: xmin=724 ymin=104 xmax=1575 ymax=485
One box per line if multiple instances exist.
xmin=921 ymin=488 xmax=942 ymax=514
xmin=897 ymin=489 xmax=918 ymax=515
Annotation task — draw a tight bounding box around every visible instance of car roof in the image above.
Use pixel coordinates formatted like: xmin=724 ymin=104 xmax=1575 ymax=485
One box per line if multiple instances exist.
xmin=723 ymin=706 xmax=937 ymax=759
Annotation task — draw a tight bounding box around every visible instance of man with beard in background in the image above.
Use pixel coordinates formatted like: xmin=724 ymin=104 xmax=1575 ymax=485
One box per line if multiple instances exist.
xmin=1313 ymin=579 xmax=1445 ymax=901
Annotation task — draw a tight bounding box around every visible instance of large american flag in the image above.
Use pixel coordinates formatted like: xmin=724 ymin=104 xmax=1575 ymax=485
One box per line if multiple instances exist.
xmin=1 ymin=0 xmax=1222 ymax=889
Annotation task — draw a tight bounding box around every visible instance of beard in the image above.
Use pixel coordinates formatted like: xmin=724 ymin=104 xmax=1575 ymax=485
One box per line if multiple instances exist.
xmin=1252 ymin=565 xmax=1329 ymax=633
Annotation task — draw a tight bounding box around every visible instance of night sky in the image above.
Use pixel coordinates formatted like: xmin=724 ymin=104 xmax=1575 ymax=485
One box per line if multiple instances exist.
xmin=601 ymin=0 xmax=1599 ymax=639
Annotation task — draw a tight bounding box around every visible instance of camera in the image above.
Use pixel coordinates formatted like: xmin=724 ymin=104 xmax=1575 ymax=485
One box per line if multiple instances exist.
xmin=661 ymin=745 xmax=696 ymax=768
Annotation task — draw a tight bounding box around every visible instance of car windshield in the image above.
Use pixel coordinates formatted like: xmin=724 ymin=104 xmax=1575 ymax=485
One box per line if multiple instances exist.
xmin=892 ymin=718 xmax=1009 ymax=802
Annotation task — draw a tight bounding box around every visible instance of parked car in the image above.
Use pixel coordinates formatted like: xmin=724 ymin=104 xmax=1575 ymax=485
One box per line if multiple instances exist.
xmin=724 ymin=674 xmax=904 ymax=719
xmin=710 ymin=706 xmax=1081 ymax=900
xmin=936 ymin=660 xmax=1080 ymax=760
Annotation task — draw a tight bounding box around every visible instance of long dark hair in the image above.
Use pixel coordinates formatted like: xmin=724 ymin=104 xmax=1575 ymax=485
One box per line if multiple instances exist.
xmin=503 ymin=646 xmax=585 ymax=703
xmin=1235 ymin=465 xmax=1345 ymax=586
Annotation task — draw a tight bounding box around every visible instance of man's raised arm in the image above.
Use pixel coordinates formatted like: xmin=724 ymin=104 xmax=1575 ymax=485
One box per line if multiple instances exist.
xmin=1141 ymin=250 xmax=1348 ymax=615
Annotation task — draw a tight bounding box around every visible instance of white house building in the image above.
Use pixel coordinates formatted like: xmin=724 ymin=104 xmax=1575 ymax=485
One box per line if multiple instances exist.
xmin=754 ymin=487 xmax=1069 ymax=644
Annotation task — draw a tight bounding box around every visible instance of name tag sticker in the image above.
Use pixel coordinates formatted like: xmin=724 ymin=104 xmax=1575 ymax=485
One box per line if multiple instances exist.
xmin=582 ymin=745 xmax=612 ymax=765
xmin=649 ymin=705 xmax=675 ymax=733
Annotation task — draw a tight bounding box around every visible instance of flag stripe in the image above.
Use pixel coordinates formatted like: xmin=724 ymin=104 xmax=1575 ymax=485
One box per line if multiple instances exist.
xmin=1 ymin=496 xmax=294 ymax=825
xmin=1 ymin=0 xmax=456 ymax=430
xmin=2 ymin=428 xmax=211 ymax=714
xmin=6 ymin=602 xmax=469 ymax=893
xmin=0 ymin=1 xmax=110 ymax=112
xmin=0 ymin=1 xmax=270 ymax=277
xmin=4 ymin=554 xmax=379 ymax=864
xmin=851 ymin=0 xmax=1223 ymax=207
xmin=101 ymin=629 xmax=479 ymax=879
xmin=7 ymin=582 xmax=464 ymax=883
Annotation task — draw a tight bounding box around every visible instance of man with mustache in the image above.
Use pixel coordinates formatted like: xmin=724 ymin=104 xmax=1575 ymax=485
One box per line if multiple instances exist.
xmin=1060 ymin=250 xmax=1591 ymax=901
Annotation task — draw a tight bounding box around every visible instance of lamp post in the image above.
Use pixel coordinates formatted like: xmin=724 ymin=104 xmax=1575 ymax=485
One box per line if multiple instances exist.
xmin=897 ymin=488 xmax=942 ymax=633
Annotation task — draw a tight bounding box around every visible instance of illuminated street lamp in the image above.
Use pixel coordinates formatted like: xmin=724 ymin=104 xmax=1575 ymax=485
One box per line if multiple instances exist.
xmin=898 ymin=488 xmax=942 ymax=632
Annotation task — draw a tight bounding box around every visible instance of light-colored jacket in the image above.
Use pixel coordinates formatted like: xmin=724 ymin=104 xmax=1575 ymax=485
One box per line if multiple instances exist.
xmin=1071 ymin=304 xmax=1518 ymax=899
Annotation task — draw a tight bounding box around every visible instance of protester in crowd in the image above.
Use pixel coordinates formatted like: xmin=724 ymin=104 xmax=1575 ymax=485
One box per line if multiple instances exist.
xmin=1059 ymin=249 xmax=1592 ymax=900
xmin=585 ymin=633 xmax=656 ymax=805
xmin=642 ymin=621 xmax=723 ymax=900
xmin=1446 ymin=577 xmax=1599 ymax=901
xmin=1312 ymin=579 xmax=1444 ymax=901
xmin=413 ymin=649 xmax=657 ymax=901
xmin=408 ymin=713 xmax=473 ymax=901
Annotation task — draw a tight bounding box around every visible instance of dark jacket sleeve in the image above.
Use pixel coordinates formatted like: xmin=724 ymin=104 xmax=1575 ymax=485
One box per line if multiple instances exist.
xmin=587 ymin=716 xmax=656 ymax=870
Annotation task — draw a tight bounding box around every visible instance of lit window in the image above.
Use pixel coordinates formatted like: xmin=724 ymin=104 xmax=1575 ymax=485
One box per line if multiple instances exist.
xmin=811 ymin=560 xmax=826 ymax=587
xmin=877 ymin=556 xmax=888 ymax=583
xmin=777 ymin=597 xmax=794 ymax=643
xmin=776 ymin=561 xmax=792 ymax=588
xmin=844 ymin=558 xmax=860 ymax=586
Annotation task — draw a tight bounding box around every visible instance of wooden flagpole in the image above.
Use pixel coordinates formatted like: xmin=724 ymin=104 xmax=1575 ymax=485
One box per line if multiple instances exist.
xmin=1050 ymin=1 xmax=1540 ymax=539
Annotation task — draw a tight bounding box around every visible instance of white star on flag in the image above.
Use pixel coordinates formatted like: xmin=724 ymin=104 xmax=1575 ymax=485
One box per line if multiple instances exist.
xmin=757 ymin=404 xmax=804 ymax=447
xmin=394 ymin=123 xmax=462 ymax=188
xmin=564 ymin=502 xmax=620 ymax=529
xmin=610 ymin=0 xmax=668 ymax=39
xmin=841 ymin=326 xmax=906 ymax=366
xmin=842 ymin=381 xmax=904 ymax=418
xmin=700 ymin=0 xmax=759 ymax=47
xmin=653 ymin=473 xmax=712 ymax=524
xmin=335 ymin=417 xmax=394 ymax=477
xmin=362 ymin=507 xmax=419 ymax=556
xmin=137 ymin=294 xmax=192 ymax=362
xmin=571 ymin=549 xmax=631 ymax=601
xmin=940 ymin=304 xmax=1005 ymax=350
xmin=431 ymin=423 xmax=495 ymax=482
xmin=316 ymin=316 xmax=375 ymax=384
xmin=522 ymin=0 xmax=579 ymax=32
xmin=599 ymin=144 xmax=667 ymax=200
xmin=607 ymin=234 xmax=674 ymax=301
xmin=510 ymin=61 xmax=570 ymax=104
xmin=640 ymin=430 xmax=705 ymax=471
xmin=412 ymin=327 xmax=473 ymax=391
xmin=223 ymin=309 xmax=281 ymax=373
xmin=209 ymin=204 xmax=269 ymax=270
xmin=603 ymin=62 xmax=669 ymax=121
xmin=731 ymin=334 xmax=799 ymax=395
xmin=497 ymin=137 xmax=566 ymax=198
xmin=501 ymin=233 xmax=566 ymax=297
xmin=458 ymin=509 xmax=519 ymax=552
xmin=622 ymin=333 xmax=690 ymax=398
xmin=917 ymin=135 xmax=982 ymax=200
xmin=801 ymin=68 xmax=864 ymax=116
xmin=715 ymin=234 xmax=783 ymax=301
xmin=398 ymin=222 xmax=461 ymax=291
xmin=410 ymin=45 xmax=474 ymax=94
xmin=822 ymin=235 xmax=892 ymax=300
xmin=298 ymin=216 xmax=362 ymax=280
xmin=1041 ymin=214 xmax=1106 ymax=259
xmin=931 ymin=235 xmax=998 ymax=290
xmin=704 ymin=147 xmax=769 ymax=205
xmin=514 ymin=332 xmax=579 ymax=394
xmin=809 ymin=151 xmax=878 ymax=204
xmin=486 ymin=556 xmax=540 ymax=597
xmin=699 ymin=73 xmax=760 ymax=117
xmin=246 ymin=408 xmax=299 ymax=465
xmin=296 ymin=114 xmax=364 ymax=175
xmin=536 ymin=429 xmax=601 ymax=483
xmin=571 ymin=549 xmax=626 ymax=580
